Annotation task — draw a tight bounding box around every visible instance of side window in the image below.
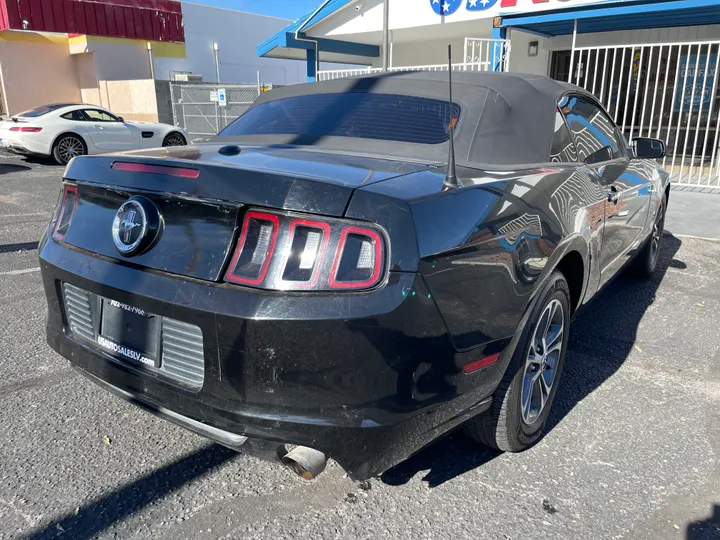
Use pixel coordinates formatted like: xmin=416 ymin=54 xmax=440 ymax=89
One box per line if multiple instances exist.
xmin=83 ymin=109 xmax=120 ymax=122
xmin=550 ymin=109 xmax=578 ymax=163
xmin=560 ymin=96 xmax=620 ymax=162
xmin=61 ymin=110 xmax=87 ymax=121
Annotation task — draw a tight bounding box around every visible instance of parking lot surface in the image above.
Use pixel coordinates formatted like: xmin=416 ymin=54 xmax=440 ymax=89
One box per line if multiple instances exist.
xmin=1 ymin=154 xmax=719 ymax=540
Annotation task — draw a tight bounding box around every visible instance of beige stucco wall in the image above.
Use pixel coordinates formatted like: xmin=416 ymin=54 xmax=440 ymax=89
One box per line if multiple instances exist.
xmin=0 ymin=31 xmax=179 ymax=121
xmin=0 ymin=38 xmax=82 ymax=114
xmin=73 ymin=52 xmax=102 ymax=107
xmin=97 ymin=80 xmax=159 ymax=122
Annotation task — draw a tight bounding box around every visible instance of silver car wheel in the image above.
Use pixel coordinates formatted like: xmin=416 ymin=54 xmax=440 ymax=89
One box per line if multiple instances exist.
xmin=521 ymin=298 xmax=564 ymax=426
xmin=58 ymin=136 xmax=85 ymax=164
xmin=650 ymin=200 xmax=665 ymax=264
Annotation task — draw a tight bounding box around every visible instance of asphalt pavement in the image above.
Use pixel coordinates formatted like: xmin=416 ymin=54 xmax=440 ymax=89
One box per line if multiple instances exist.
xmin=1 ymin=153 xmax=719 ymax=540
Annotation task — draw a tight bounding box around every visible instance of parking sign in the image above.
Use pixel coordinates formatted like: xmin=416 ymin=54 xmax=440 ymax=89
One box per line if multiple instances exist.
xmin=218 ymin=88 xmax=227 ymax=107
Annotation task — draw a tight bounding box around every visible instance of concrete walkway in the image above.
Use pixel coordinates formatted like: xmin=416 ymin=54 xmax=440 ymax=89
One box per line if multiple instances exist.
xmin=666 ymin=187 xmax=720 ymax=240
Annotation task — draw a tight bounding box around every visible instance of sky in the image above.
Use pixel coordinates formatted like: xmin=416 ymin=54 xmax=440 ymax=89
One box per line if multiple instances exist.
xmin=187 ymin=0 xmax=322 ymax=20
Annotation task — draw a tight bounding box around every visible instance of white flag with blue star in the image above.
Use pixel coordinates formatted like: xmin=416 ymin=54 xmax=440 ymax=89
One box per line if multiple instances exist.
xmin=430 ymin=0 xmax=463 ymax=16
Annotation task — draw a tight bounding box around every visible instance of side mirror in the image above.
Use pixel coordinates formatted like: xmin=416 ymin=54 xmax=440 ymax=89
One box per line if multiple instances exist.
xmin=118 ymin=116 xmax=125 ymax=123
xmin=584 ymin=145 xmax=613 ymax=165
xmin=632 ymin=137 xmax=666 ymax=159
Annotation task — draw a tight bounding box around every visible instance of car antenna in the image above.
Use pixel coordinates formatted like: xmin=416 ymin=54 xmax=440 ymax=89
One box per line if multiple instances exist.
xmin=443 ymin=44 xmax=459 ymax=190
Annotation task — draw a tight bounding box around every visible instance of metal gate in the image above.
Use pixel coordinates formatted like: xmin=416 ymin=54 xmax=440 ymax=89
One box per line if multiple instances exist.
xmin=569 ymin=40 xmax=720 ymax=187
xmin=169 ymin=83 xmax=271 ymax=142
xmin=464 ymin=38 xmax=511 ymax=72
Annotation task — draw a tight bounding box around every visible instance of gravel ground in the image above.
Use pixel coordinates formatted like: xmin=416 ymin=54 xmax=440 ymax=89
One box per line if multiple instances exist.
xmin=1 ymin=154 xmax=719 ymax=540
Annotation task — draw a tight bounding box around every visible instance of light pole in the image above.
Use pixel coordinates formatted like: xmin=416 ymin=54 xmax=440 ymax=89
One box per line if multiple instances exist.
xmin=213 ymin=42 xmax=220 ymax=82
xmin=146 ymin=42 xmax=155 ymax=80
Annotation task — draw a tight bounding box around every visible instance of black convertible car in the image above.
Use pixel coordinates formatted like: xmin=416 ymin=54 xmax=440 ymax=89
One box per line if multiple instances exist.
xmin=39 ymin=71 xmax=669 ymax=481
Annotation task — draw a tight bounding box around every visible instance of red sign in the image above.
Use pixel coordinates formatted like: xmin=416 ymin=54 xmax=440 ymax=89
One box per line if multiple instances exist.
xmin=501 ymin=0 xmax=551 ymax=6
xmin=0 ymin=0 xmax=185 ymax=42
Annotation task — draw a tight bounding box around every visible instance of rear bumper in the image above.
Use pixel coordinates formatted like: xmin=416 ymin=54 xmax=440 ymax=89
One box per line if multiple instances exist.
xmin=40 ymin=237 xmax=507 ymax=479
xmin=0 ymin=136 xmax=49 ymax=156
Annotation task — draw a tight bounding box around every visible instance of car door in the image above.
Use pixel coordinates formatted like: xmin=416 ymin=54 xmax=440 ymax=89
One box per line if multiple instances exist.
xmin=81 ymin=109 xmax=139 ymax=151
xmin=560 ymin=95 xmax=649 ymax=286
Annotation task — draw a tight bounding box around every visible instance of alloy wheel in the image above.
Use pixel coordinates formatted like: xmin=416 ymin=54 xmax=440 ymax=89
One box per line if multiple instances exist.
xmin=650 ymin=201 xmax=665 ymax=264
xmin=58 ymin=137 xmax=84 ymax=164
xmin=521 ymin=298 xmax=564 ymax=425
xmin=163 ymin=133 xmax=186 ymax=147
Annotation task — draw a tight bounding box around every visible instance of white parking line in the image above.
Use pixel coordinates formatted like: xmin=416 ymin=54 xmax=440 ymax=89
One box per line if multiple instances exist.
xmin=0 ymin=212 xmax=48 ymax=218
xmin=0 ymin=267 xmax=40 ymax=276
xmin=672 ymin=233 xmax=720 ymax=242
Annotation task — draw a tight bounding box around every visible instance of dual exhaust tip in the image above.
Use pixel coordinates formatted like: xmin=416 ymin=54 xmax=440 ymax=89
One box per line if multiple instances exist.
xmin=280 ymin=445 xmax=327 ymax=480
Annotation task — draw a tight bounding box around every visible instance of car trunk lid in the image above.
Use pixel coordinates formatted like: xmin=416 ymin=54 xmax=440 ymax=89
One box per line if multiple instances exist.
xmin=59 ymin=144 xmax=426 ymax=281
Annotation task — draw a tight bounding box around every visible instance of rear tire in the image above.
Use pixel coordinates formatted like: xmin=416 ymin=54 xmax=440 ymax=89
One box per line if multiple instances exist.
xmin=162 ymin=132 xmax=186 ymax=147
xmin=52 ymin=134 xmax=86 ymax=166
xmin=629 ymin=196 xmax=666 ymax=278
xmin=464 ymin=271 xmax=571 ymax=451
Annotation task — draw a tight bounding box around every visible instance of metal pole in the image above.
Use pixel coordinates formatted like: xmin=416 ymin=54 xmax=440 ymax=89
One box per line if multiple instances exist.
xmin=382 ymin=0 xmax=389 ymax=71
xmin=257 ymin=70 xmax=261 ymax=95
xmin=389 ymin=30 xmax=394 ymax=69
xmin=146 ymin=42 xmax=155 ymax=80
xmin=568 ymin=19 xmax=577 ymax=83
xmin=213 ymin=43 xmax=220 ymax=83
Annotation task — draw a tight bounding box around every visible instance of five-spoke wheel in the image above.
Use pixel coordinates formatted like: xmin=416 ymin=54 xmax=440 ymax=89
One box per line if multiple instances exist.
xmin=521 ymin=299 xmax=564 ymax=426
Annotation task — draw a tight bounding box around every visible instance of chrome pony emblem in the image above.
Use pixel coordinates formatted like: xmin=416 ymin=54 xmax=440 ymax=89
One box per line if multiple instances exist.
xmin=112 ymin=197 xmax=161 ymax=256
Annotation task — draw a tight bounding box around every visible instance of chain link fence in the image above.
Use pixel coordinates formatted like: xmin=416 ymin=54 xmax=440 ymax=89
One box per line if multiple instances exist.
xmin=169 ymin=83 xmax=272 ymax=142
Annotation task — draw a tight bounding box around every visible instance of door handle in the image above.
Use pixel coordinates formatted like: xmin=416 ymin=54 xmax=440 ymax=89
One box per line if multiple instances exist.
xmin=608 ymin=185 xmax=620 ymax=205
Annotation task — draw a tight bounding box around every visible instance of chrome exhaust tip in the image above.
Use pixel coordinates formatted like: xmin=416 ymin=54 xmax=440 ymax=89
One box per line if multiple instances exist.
xmin=281 ymin=446 xmax=327 ymax=480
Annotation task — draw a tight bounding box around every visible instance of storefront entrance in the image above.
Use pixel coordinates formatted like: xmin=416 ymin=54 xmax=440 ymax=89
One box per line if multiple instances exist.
xmin=550 ymin=50 xmax=572 ymax=83
xmin=567 ymin=41 xmax=720 ymax=187
xmin=500 ymin=1 xmax=720 ymax=190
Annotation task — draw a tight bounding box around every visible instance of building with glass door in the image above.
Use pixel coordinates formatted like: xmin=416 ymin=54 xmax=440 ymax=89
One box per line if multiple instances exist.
xmin=258 ymin=0 xmax=720 ymax=189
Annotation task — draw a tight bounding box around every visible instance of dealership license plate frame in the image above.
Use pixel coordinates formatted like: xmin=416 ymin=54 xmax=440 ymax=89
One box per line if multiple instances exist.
xmin=98 ymin=299 xmax=161 ymax=369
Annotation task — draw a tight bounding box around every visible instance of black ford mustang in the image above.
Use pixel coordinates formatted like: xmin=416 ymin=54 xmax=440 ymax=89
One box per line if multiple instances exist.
xmin=39 ymin=72 xmax=670 ymax=481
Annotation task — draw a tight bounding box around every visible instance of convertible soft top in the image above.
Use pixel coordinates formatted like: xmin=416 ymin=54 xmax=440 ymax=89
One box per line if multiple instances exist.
xmin=221 ymin=71 xmax=592 ymax=167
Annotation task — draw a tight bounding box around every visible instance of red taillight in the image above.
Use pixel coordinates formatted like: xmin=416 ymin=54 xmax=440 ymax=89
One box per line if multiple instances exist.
xmin=224 ymin=211 xmax=280 ymax=286
xmin=279 ymin=218 xmax=331 ymax=289
xmin=111 ymin=161 xmax=200 ymax=179
xmin=328 ymin=227 xmax=383 ymax=289
xmin=52 ymin=185 xmax=79 ymax=241
xmin=10 ymin=126 xmax=42 ymax=132
xmin=224 ymin=209 xmax=386 ymax=291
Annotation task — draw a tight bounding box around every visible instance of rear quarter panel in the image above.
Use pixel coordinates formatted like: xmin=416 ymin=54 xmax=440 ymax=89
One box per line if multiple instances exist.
xmin=350 ymin=165 xmax=606 ymax=352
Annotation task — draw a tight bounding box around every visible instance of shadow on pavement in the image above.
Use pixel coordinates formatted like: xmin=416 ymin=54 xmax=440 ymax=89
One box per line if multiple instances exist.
xmin=548 ymin=232 xmax=682 ymax=431
xmin=382 ymin=233 xmax=684 ymax=488
xmin=0 ymin=163 xmax=31 ymax=174
xmin=686 ymin=504 xmax=720 ymax=539
xmin=381 ymin=432 xmax=501 ymax=488
xmin=23 ymin=444 xmax=238 ymax=540
xmin=0 ymin=241 xmax=39 ymax=254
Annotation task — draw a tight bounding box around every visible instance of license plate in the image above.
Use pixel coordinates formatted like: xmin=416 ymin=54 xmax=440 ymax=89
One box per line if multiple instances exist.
xmin=99 ymin=299 xmax=160 ymax=368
